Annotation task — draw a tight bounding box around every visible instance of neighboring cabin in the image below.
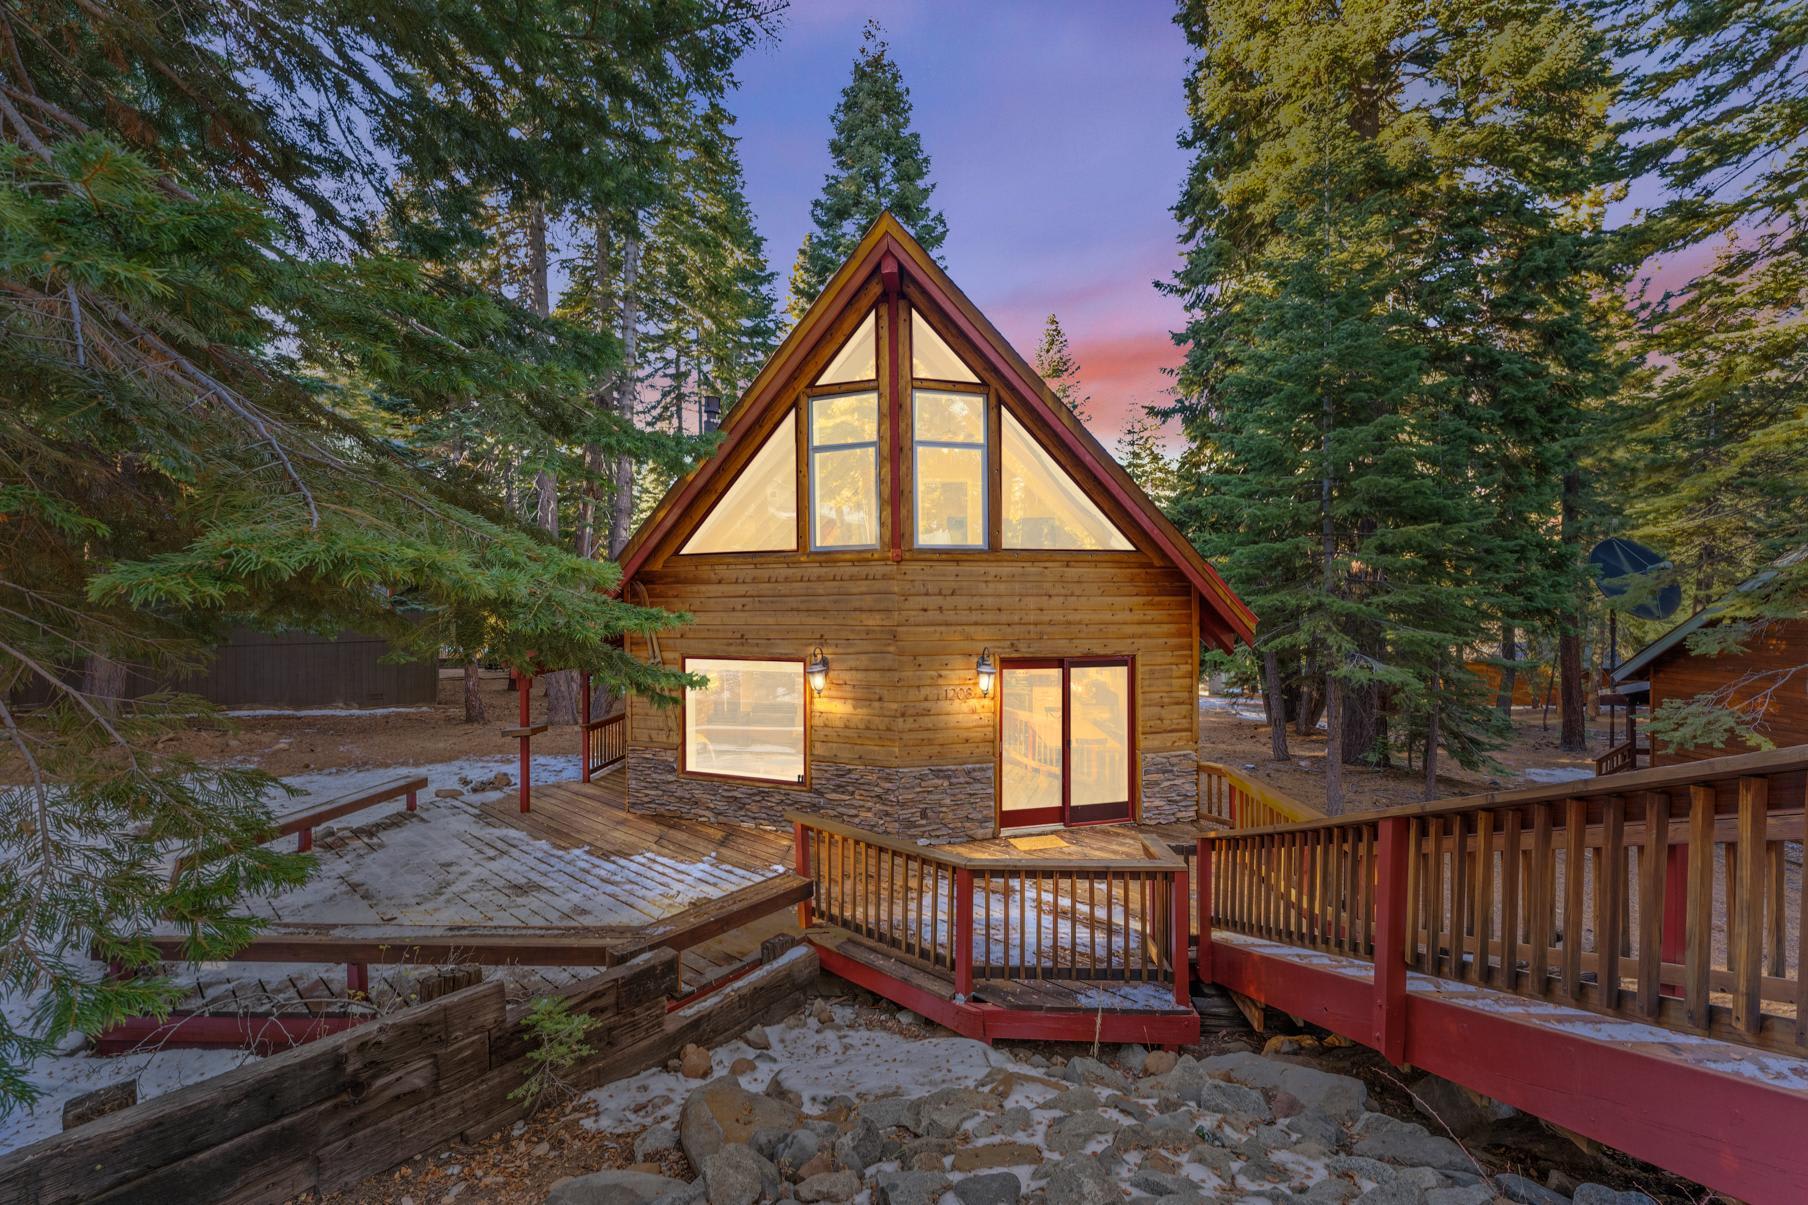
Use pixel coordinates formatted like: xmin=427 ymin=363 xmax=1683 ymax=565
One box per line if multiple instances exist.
xmin=615 ymin=214 xmax=1253 ymax=842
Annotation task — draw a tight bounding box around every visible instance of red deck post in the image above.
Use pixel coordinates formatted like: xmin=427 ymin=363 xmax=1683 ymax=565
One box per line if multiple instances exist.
xmin=1171 ymin=867 xmax=1190 ymax=1007
xmin=296 ymin=827 xmax=313 ymax=854
xmin=953 ymin=868 xmax=974 ymax=1002
xmin=346 ymin=962 xmax=368 ymax=997
xmin=793 ymin=822 xmax=813 ymax=928
xmin=1371 ymin=815 xmax=1410 ymax=1064
xmin=1662 ymin=842 xmax=1688 ymax=997
xmin=1195 ymin=837 xmax=1214 ymax=984
xmin=580 ymin=671 xmax=592 ymax=783
xmin=517 ymin=671 xmax=532 ymax=813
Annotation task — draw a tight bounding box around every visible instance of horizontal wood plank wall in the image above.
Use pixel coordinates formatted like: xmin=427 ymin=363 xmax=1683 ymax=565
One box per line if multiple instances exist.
xmin=1648 ymin=619 xmax=1808 ymax=766
xmin=0 ymin=947 xmax=819 ymax=1205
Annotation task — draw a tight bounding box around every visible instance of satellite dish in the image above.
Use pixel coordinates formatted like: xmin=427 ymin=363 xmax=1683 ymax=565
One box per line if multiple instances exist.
xmin=1590 ymin=537 xmax=1682 ymax=621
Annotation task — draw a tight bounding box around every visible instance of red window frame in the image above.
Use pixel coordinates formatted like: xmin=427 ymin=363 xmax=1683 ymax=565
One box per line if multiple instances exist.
xmin=995 ymin=656 xmax=1137 ymax=830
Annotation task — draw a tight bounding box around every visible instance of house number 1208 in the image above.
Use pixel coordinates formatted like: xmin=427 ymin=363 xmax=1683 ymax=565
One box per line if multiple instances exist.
xmin=940 ymin=685 xmax=977 ymax=701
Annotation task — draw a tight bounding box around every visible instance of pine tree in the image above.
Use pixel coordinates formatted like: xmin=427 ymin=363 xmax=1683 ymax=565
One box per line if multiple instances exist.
xmin=0 ymin=0 xmax=776 ymax=1108
xmin=787 ymin=20 xmax=947 ymax=320
xmin=1165 ymin=0 xmax=1624 ymax=807
xmin=1605 ymin=0 xmax=1808 ymax=752
xmin=1114 ymin=409 xmax=1177 ymax=507
xmin=1034 ymin=314 xmax=1090 ymax=420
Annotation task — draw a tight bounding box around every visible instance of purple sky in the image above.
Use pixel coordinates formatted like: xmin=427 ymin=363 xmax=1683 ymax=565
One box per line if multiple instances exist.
xmin=733 ymin=2 xmax=1194 ymax=446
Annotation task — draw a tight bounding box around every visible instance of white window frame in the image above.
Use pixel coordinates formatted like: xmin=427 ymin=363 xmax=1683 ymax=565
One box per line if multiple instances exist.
xmin=911 ymin=388 xmax=989 ymax=550
xmin=808 ymin=390 xmax=881 ymax=552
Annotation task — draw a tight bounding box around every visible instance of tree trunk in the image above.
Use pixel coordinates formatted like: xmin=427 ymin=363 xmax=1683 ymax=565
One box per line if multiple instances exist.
xmin=607 ymin=226 xmax=643 ymax=560
xmin=1341 ymin=678 xmax=1382 ymax=767
xmin=462 ymin=662 xmax=486 ymax=724
xmin=1262 ymin=646 xmax=1290 ymax=762
xmin=578 ymin=219 xmax=611 ymax=561
xmin=1496 ymin=623 xmax=1517 ymax=715
xmin=527 ymin=194 xmax=579 ymax=727
xmin=1423 ymin=669 xmax=1440 ymax=800
xmin=1323 ymin=676 xmax=1344 ymax=815
xmin=82 ymin=653 xmax=129 ymax=718
xmin=1559 ymin=471 xmax=1587 ymax=752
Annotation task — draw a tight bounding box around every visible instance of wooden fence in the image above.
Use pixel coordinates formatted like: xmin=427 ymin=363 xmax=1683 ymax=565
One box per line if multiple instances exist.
xmin=0 ymin=945 xmax=818 ymax=1205
xmin=582 ymin=709 xmax=627 ymax=781
xmin=789 ymin=813 xmax=1189 ymax=1003
xmin=1199 ymin=745 xmax=1808 ymax=1057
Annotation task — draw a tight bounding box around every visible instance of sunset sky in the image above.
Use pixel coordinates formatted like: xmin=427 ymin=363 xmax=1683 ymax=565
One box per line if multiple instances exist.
xmin=733 ymin=2 xmax=1194 ymax=447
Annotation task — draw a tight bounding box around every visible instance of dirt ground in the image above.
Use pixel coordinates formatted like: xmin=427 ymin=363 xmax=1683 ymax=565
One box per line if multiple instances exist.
xmin=1196 ymin=702 xmax=1610 ymax=814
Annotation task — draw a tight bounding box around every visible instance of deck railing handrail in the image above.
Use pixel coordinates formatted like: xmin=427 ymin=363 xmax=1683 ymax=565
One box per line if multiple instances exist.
xmin=1198 ymin=761 xmax=1324 ymax=828
xmin=783 ymin=810 xmax=1186 ymax=871
xmin=1196 ymin=743 xmax=1808 ymax=1058
xmin=581 ymin=708 xmax=626 ymax=781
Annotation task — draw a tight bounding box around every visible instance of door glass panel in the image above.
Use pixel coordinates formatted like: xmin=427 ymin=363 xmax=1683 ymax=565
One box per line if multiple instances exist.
xmin=816 ymin=311 xmax=876 ymax=385
xmin=1069 ymin=665 xmax=1130 ymax=807
xmin=681 ymin=412 xmax=796 ymax=554
xmin=1001 ymin=667 xmax=1064 ymax=821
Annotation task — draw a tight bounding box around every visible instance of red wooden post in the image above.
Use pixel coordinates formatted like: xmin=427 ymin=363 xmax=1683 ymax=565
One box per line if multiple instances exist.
xmin=296 ymin=827 xmax=313 ymax=854
xmin=1371 ymin=816 xmax=1410 ymax=1064
xmin=954 ymin=868 xmax=975 ymax=1001
xmin=794 ymin=822 xmax=814 ymax=928
xmin=405 ymin=788 xmax=417 ymax=813
xmin=346 ymin=962 xmax=368 ymax=997
xmin=1171 ymin=867 xmax=1191 ymax=1007
xmin=1196 ymin=836 xmax=1214 ymax=985
xmin=580 ymin=671 xmax=593 ymax=783
xmin=517 ymin=671 xmax=532 ymax=814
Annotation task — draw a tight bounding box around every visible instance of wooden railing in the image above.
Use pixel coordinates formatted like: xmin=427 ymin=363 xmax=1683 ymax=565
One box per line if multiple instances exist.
xmin=1595 ymin=738 xmax=1641 ymax=776
xmin=1199 ymin=761 xmax=1323 ymax=827
xmin=789 ymin=813 xmax=1190 ymax=1001
xmin=168 ymin=774 xmax=427 ymax=887
xmin=582 ymin=709 xmax=627 ymax=781
xmin=1199 ymin=746 xmax=1808 ymax=1056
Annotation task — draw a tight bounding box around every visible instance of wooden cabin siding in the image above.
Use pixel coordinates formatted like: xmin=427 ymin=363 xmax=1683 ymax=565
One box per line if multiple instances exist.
xmin=1648 ymin=618 xmax=1808 ymax=766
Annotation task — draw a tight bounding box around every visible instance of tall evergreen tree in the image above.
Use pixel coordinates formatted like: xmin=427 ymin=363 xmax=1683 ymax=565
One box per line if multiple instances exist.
xmin=1034 ymin=313 xmax=1091 ymax=420
xmin=1165 ymin=0 xmax=1623 ymax=807
xmin=788 ymin=20 xmax=947 ymax=319
xmin=0 ymin=0 xmax=777 ymax=1108
xmin=1114 ymin=409 xmax=1178 ymax=507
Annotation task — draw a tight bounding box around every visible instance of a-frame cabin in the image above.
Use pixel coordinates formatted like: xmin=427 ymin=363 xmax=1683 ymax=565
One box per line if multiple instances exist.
xmin=618 ymin=213 xmax=1253 ymax=844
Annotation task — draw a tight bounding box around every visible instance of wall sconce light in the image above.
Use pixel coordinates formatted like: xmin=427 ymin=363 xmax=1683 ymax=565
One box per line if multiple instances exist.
xmin=975 ymin=648 xmax=997 ymax=698
xmin=806 ymin=646 xmax=830 ymax=697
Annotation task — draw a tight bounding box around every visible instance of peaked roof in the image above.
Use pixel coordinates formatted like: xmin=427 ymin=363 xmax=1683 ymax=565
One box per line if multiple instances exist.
xmin=618 ymin=212 xmax=1256 ymax=649
xmin=1612 ymin=545 xmax=1807 ymax=684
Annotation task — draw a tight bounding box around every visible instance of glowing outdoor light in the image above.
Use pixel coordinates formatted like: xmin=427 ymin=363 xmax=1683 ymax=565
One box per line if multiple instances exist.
xmin=806 ymin=646 xmax=830 ymax=696
xmin=975 ymin=648 xmax=997 ymax=698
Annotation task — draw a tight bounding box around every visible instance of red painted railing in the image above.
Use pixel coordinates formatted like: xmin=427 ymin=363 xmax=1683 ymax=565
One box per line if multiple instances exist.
xmin=582 ymin=710 xmax=626 ymax=781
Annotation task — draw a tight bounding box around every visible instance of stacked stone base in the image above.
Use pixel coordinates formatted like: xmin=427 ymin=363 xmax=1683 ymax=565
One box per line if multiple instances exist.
xmin=626 ymin=746 xmax=1201 ymax=839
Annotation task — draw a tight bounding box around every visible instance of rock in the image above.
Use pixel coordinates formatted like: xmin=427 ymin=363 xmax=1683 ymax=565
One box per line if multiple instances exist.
xmin=794 ymin=1152 xmax=834 ymax=1182
xmin=1271 ymin=1090 xmax=1303 ymax=1119
xmin=1117 ymin=1044 xmax=1150 ymax=1076
xmin=749 ymin=1127 xmax=790 ymax=1160
xmin=951 ymin=1141 xmax=1043 ymax=1171
xmin=970 ymin=1105 xmax=1034 ymax=1138
xmin=763 ymin=1076 xmax=803 ymax=1109
xmin=1189 ymin=1078 xmax=1270 ymax=1122
xmin=1130 ymin=1168 xmax=1193 ymax=1195
xmin=1326 ymin=1155 xmax=1399 ymax=1186
xmin=1044 ymin=1109 xmax=1119 ymax=1155
xmin=871 ymin=1170 xmax=951 ymax=1205
xmin=1409 ymin=1075 xmax=1516 ymax=1140
xmin=633 ymin=1124 xmax=680 ymax=1162
xmin=679 ymin=1076 xmax=803 ymax=1166
xmin=1491 ymin=1173 xmax=1569 ymax=1205
xmin=773 ymin=1129 xmax=820 ymax=1176
xmin=1043 ymin=1154 xmax=1116 ymax=1205
xmin=1142 ymin=1049 xmax=1179 ymax=1077
xmin=1571 ymin=1187 xmax=1656 ymax=1205
xmin=743 ymin=1027 xmax=772 ymax=1051
xmin=1396 ymin=1167 xmax=1450 ymax=1191
xmin=681 ymin=1044 xmax=714 ymax=1080
xmin=794 ymin=1170 xmax=859 ymax=1203
xmin=1355 ymin=1185 xmax=1430 ymax=1205
xmin=1350 ymin=1113 xmax=1470 ymax=1173
xmin=856 ymin=1097 xmax=915 ymax=1130
xmin=1061 ymin=1056 xmax=1130 ymax=1094
xmin=812 ymin=1000 xmax=834 ymax=1024
xmin=951 ymin=1171 xmax=1022 ymax=1205
xmin=545 ymin=1170 xmax=693 ymax=1205
xmin=700 ymin=1144 xmax=780 ymax=1205
xmin=1300 ymin=1178 xmax=1362 ymax=1203
xmin=730 ymin=1058 xmax=758 ymax=1077
xmin=1046 ymin=1086 xmax=1103 ymax=1114
xmin=1425 ymin=1187 xmax=1494 ymax=1205
xmin=1204 ymin=1052 xmax=1367 ymax=1123
xmin=435 ymin=787 xmax=464 ymax=798
xmin=1284 ymin=1107 xmax=1344 ymax=1151
xmin=896 ymin=1008 xmax=924 ymax=1027
xmin=832 ymin=1117 xmax=884 ymax=1172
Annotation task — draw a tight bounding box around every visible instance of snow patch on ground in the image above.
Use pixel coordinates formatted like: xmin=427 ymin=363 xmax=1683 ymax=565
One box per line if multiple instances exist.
xmin=225 ymin=706 xmax=436 ymax=718
xmin=1521 ymin=765 xmax=1596 ymax=785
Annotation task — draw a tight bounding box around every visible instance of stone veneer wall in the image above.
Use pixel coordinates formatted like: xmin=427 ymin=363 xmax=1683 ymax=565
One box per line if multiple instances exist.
xmin=1139 ymin=749 xmax=1199 ymax=825
xmin=627 ymin=747 xmax=995 ymax=842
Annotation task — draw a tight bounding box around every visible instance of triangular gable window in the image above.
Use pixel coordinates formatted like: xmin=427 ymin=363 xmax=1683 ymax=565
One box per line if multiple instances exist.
xmin=815 ymin=311 xmax=876 ymax=385
xmin=911 ymin=308 xmax=979 ymax=383
xmin=680 ymin=411 xmax=797 ymax=554
xmin=1001 ymin=410 xmax=1133 ymax=551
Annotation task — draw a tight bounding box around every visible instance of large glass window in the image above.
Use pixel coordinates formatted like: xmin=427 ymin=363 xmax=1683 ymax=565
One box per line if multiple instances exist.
xmin=809 ymin=391 xmax=879 ymax=549
xmin=913 ymin=389 xmax=986 ymax=548
xmin=999 ymin=658 xmax=1134 ymax=829
xmin=1001 ymin=410 xmax=1134 ymax=551
xmin=1069 ymin=664 xmax=1130 ymax=812
xmin=911 ymin=309 xmax=979 ymax=383
xmin=681 ymin=412 xmax=796 ymax=554
xmin=816 ymin=311 xmax=876 ymax=385
xmin=683 ymin=658 xmax=806 ymax=784
xmin=1000 ymin=665 xmax=1064 ymax=828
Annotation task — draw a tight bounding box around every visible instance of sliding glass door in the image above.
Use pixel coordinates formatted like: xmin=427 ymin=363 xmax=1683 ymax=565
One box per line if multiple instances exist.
xmin=998 ymin=658 xmax=1134 ymax=829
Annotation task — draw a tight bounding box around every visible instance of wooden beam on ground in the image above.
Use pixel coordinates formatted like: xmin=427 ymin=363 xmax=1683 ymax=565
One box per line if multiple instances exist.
xmin=141 ymin=926 xmax=631 ymax=968
xmin=606 ymin=874 xmax=813 ymax=966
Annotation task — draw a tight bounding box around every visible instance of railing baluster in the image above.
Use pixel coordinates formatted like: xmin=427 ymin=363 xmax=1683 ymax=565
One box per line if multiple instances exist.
xmin=1598 ymin=796 xmax=1625 ymax=1010
xmin=1530 ymin=804 xmax=1554 ymax=995
xmin=1498 ymin=808 xmax=1521 ymax=990
xmin=1685 ymin=784 xmax=1715 ymax=1029
xmin=1734 ymin=776 xmax=1768 ymax=1036
xmin=1473 ymin=810 xmax=1494 ymax=985
xmin=1637 ymin=792 xmax=1670 ymax=1016
xmin=1562 ymin=799 xmax=1587 ymax=1001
